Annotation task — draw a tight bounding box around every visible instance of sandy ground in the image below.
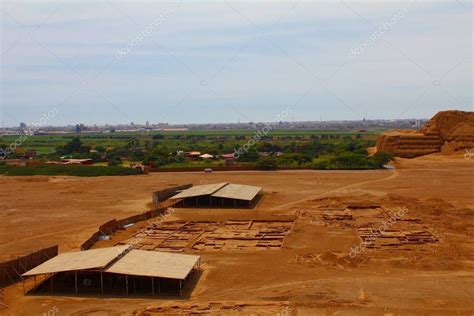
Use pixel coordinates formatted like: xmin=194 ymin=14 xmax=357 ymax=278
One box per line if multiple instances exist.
xmin=1 ymin=153 xmax=473 ymax=315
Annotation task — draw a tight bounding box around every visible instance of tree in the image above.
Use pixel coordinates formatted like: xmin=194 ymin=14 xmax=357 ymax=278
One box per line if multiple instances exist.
xmin=64 ymin=137 xmax=82 ymax=153
xmin=346 ymin=141 xmax=357 ymax=152
xmin=237 ymin=148 xmax=259 ymax=162
xmin=129 ymin=150 xmax=145 ymax=162
xmin=61 ymin=137 xmax=90 ymax=155
xmin=95 ymin=146 xmax=106 ymax=153
xmin=370 ymin=151 xmax=393 ymax=167
xmin=89 ymin=152 xmax=103 ymax=163
xmin=256 ymin=157 xmax=278 ymax=170
xmin=313 ymin=157 xmax=330 ymax=169
xmin=331 ymin=153 xmax=368 ymax=169
xmin=108 ymin=156 xmax=122 ymax=167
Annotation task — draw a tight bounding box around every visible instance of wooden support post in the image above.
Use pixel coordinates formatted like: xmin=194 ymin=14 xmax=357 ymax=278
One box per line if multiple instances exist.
xmin=100 ymin=272 xmax=104 ymax=295
xmin=158 ymin=278 xmax=161 ymax=293
xmin=75 ymin=271 xmax=78 ymax=294
xmin=34 ymin=275 xmax=36 ymax=288
xmin=179 ymin=280 xmax=182 ymax=296
xmin=125 ymin=275 xmax=129 ymax=296
xmin=50 ymin=274 xmax=53 ymax=294
xmin=151 ymin=277 xmax=155 ymax=296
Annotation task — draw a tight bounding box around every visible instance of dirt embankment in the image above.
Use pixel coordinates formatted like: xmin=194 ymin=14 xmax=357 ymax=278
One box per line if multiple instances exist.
xmin=376 ymin=110 xmax=474 ymax=158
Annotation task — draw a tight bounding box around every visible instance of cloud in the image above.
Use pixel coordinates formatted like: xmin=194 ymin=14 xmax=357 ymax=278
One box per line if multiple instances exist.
xmin=0 ymin=0 xmax=472 ymax=125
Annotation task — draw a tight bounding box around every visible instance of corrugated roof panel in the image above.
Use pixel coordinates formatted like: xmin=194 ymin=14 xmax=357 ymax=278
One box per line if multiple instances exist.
xmin=22 ymin=246 xmax=129 ymax=276
xmin=169 ymin=182 xmax=228 ymax=199
xmin=211 ymin=184 xmax=262 ymax=201
xmin=106 ymin=250 xmax=200 ymax=280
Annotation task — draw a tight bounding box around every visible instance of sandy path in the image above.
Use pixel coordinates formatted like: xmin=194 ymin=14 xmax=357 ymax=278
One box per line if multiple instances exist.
xmin=271 ymin=169 xmax=399 ymax=210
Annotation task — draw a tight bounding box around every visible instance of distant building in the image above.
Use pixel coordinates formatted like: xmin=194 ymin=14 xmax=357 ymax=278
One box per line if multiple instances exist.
xmin=58 ymin=158 xmax=94 ymax=165
xmin=130 ymin=163 xmax=149 ymax=174
xmin=186 ymin=151 xmax=201 ymax=159
xmin=415 ymin=119 xmax=422 ymax=129
xmin=20 ymin=122 xmax=27 ymax=129
xmin=221 ymin=153 xmax=235 ymax=159
xmin=26 ymin=150 xmax=37 ymax=158
xmin=4 ymin=159 xmax=28 ymax=166
xmin=199 ymin=154 xmax=213 ymax=159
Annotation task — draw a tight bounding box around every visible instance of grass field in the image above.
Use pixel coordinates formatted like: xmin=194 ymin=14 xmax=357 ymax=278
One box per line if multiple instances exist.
xmin=0 ymin=130 xmax=379 ymax=156
xmin=0 ymin=129 xmax=378 ymax=146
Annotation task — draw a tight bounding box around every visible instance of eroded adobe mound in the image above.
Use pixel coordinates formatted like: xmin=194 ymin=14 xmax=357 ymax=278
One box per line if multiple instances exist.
xmin=376 ymin=110 xmax=474 ymax=158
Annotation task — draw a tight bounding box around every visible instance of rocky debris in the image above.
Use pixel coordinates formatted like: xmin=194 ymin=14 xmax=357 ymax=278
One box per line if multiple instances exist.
xmin=358 ymin=228 xmax=438 ymax=248
xmin=292 ymin=252 xmax=365 ymax=268
xmin=376 ymin=110 xmax=474 ymax=158
xmin=322 ymin=210 xmax=353 ymax=221
xmin=137 ymin=301 xmax=292 ymax=315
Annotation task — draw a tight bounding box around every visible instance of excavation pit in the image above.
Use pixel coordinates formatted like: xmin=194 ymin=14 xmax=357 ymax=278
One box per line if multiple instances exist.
xmin=119 ymin=220 xmax=294 ymax=252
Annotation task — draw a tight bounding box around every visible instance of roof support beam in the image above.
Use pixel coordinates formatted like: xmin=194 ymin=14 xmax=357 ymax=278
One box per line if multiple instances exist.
xmin=125 ymin=275 xmax=129 ymax=296
xmin=75 ymin=271 xmax=78 ymax=294
xmin=100 ymin=271 xmax=104 ymax=295
xmin=151 ymin=277 xmax=155 ymax=296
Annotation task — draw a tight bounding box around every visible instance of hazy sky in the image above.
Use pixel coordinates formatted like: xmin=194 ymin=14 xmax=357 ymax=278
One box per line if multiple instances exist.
xmin=0 ymin=0 xmax=472 ymax=126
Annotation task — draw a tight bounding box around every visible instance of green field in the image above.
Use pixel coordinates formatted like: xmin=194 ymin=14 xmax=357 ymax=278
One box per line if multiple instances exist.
xmin=0 ymin=129 xmax=391 ymax=174
xmin=0 ymin=129 xmax=378 ymax=152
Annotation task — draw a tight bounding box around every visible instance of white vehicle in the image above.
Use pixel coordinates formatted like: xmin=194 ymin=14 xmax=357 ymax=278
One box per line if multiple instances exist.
xmin=204 ymin=168 xmax=213 ymax=173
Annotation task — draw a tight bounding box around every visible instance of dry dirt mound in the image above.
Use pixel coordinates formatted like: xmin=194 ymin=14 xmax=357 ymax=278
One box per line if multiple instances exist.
xmin=376 ymin=110 xmax=474 ymax=158
xmin=136 ymin=301 xmax=292 ymax=315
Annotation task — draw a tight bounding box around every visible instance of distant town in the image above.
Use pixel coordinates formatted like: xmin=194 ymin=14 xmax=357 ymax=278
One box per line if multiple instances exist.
xmin=1 ymin=118 xmax=427 ymax=136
